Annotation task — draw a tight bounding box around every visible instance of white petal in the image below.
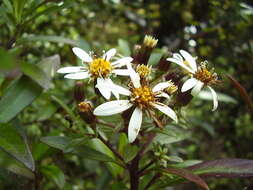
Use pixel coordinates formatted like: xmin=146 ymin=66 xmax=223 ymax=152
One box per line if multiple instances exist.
xmin=104 ymin=78 xmax=119 ymax=99
xmin=126 ymin=62 xmax=140 ymax=88
xmin=208 ymin=86 xmax=218 ymax=111
xmin=72 ymin=47 xmax=93 ymax=62
xmin=152 ymin=103 xmax=178 ymax=123
xmin=112 ymin=57 xmax=133 ymax=68
xmin=167 ymin=57 xmax=194 ymax=74
xmin=179 ymin=50 xmax=197 ymax=72
xmin=103 ymin=48 xmax=116 ymax=61
xmin=94 ymin=100 xmax=133 ymax=116
xmin=96 ymin=78 xmax=131 ymax=97
xmin=191 ymin=81 xmax=204 ymax=96
xmin=152 ymin=82 xmax=171 ymax=92
xmin=57 ymin=66 xmax=84 ymax=74
xmin=156 ymin=92 xmax=171 ymax=100
xmin=96 ymin=78 xmax=111 ymax=100
xmin=64 ymin=72 xmax=90 ymax=80
xmin=110 ymin=84 xmax=131 ymax=96
xmin=128 ymin=107 xmax=143 ymax=143
xmin=112 ymin=69 xmax=131 ymax=76
xmin=173 ymin=53 xmax=183 ymax=62
xmin=181 ymin=78 xmax=198 ymax=92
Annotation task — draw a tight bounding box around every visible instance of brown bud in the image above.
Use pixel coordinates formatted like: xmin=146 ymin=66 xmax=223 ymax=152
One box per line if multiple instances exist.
xmin=157 ymin=57 xmax=170 ymax=71
xmin=78 ymin=101 xmax=96 ymax=124
xmin=74 ymin=81 xmax=85 ymax=102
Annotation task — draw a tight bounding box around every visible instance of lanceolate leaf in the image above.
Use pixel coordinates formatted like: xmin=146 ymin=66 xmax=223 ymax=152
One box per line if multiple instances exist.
xmin=0 ymin=75 xmax=43 ymax=123
xmin=188 ymin=159 xmax=253 ymax=178
xmin=21 ymin=63 xmax=51 ymax=89
xmin=0 ymin=123 xmax=35 ymax=171
xmin=41 ymin=136 xmax=117 ymax=164
xmin=162 ymin=168 xmax=209 ymax=190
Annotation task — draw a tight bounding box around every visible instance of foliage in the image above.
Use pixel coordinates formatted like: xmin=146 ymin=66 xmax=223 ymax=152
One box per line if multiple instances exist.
xmin=0 ymin=0 xmax=253 ymax=189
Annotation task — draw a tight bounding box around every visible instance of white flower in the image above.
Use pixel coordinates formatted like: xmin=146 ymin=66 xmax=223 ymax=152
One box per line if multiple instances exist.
xmin=57 ymin=47 xmax=133 ymax=100
xmin=94 ymin=63 xmax=177 ymax=143
xmin=167 ymin=50 xmax=219 ymax=111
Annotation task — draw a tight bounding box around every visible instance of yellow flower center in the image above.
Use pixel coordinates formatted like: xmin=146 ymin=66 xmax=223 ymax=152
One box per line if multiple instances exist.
xmin=194 ymin=63 xmax=218 ymax=85
xmin=131 ymin=86 xmax=154 ymax=108
xmin=136 ymin=64 xmax=151 ymax=78
xmin=89 ymin=58 xmax=112 ymax=78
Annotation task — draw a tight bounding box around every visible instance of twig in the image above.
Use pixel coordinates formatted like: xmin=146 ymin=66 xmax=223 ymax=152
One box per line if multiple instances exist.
xmin=97 ymin=120 xmax=116 ymax=128
xmin=138 ymin=160 xmax=155 ymax=176
xmin=96 ymin=132 xmax=126 ymax=168
xmin=143 ymin=173 xmax=161 ymax=190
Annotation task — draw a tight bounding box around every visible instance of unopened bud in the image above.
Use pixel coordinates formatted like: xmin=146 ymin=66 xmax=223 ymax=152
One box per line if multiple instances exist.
xmin=74 ymin=81 xmax=85 ymax=102
xmin=157 ymin=57 xmax=171 ymax=71
xmin=143 ymin=35 xmax=158 ymax=49
xmin=77 ymin=101 xmax=96 ymax=124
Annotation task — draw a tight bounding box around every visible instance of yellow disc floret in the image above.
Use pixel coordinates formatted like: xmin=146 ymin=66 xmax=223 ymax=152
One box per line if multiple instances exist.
xmin=89 ymin=58 xmax=112 ymax=78
xmin=194 ymin=62 xmax=218 ymax=85
xmin=136 ymin=64 xmax=152 ymax=78
xmin=131 ymin=86 xmax=154 ymax=108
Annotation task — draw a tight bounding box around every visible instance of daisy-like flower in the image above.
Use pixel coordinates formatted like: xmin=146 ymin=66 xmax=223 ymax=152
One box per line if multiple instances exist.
xmin=167 ymin=50 xmax=219 ymax=111
xmin=57 ymin=47 xmax=133 ymax=100
xmin=93 ymin=63 xmax=178 ymax=143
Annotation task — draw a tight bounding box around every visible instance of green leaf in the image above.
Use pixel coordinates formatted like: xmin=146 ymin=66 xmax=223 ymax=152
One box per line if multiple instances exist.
xmin=162 ymin=167 xmax=209 ymax=190
xmin=148 ymin=52 xmax=163 ymax=66
xmin=188 ymin=159 xmax=253 ymax=178
xmin=24 ymin=2 xmax=72 ymax=25
xmin=0 ymin=75 xmax=43 ymax=123
xmin=40 ymin=164 xmax=65 ymax=189
xmin=0 ymin=47 xmax=16 ymax=70
xmin=40 ymin=136 xmax=117 ymax=163
xmin=118 ymin=39 xmax=131 ymax=56
xmin=0 ymin=123 xmax=35 ymax=171
xmin=3 ymin=0 xmax=14 ymax=13
xmin=154 ymin=126 xmax=189 ymax=144
xmin=122 ymin=144 xmax=139 ymax=163
xmin=0 ymin=149 xmax=34 ymax=179
xmin=37 ymin=54 xmax=61 ymax=79
xmin=12 ymin=0 xmax=27 ymax=23
xmin=21 ymin=63 xmax=50 ymax=89
xmin=18 ymin=35 xmax=79 ymax=46
xmin=40 ymin=136 xmax=70 ymax=151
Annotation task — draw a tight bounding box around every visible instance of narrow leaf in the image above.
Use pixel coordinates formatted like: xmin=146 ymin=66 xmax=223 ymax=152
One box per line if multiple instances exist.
xmin=40 ymin=136 xmax=117 ymax=163
xmin=163 ymin=168 xmax=209 ymax=190
xmin=188 ymin=159 xmax=253 ymax=178
xmin=18 ymin=35 xmax=79 ymax=46
xmin=21 ymin=63 xmax=50 ymax=89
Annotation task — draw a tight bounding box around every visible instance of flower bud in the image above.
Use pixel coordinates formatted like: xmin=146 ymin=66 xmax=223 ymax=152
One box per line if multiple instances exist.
xmin=77 ymin=101 xmax=96 ymax=124
xmin=133 ymin=35 xmax=158 ymax=65
xmin=74 ymin=81 xmax=85 ymax=102
xmin=157 ymin=57 xmax=171 ymax=71
xmin=143 ymin=35 xmax=158 ymax=49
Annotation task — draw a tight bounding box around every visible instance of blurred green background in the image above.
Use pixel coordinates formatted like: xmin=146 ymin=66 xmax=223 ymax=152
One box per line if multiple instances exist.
xmin=0 ymin=0 xmax=253 ymax=189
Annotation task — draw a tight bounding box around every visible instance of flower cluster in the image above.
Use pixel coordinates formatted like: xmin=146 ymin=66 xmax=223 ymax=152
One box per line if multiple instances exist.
xmin=57 ymin=36 xmax=219 ymax=142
